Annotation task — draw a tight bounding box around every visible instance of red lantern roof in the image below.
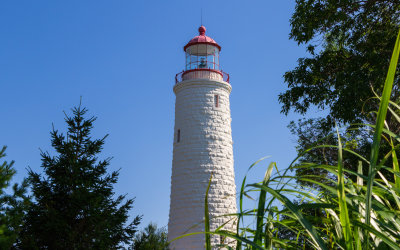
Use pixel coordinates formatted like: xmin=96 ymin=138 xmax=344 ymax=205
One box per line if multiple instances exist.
xmin=183 ymin=26 xmax=221 ymax=51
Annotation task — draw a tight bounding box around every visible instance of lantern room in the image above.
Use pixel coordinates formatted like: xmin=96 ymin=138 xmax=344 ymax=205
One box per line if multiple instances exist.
xmin=184 ymin=26 xmax=220 ymax=70
xmin=176 ymin=26 xmax=229 ymax=83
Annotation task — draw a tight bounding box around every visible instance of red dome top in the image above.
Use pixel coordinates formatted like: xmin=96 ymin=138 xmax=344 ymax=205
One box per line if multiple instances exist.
xmin=184 ymin=26 xmax=221 ymax=51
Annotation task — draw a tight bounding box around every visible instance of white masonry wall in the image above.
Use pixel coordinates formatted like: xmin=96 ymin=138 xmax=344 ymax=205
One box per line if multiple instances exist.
xmin=168 ymin=78 xmax=237 ymax=249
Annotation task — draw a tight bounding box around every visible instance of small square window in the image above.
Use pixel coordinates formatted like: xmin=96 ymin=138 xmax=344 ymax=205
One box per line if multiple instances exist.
xmin=214 ymin=95 xmax=219 ymax=108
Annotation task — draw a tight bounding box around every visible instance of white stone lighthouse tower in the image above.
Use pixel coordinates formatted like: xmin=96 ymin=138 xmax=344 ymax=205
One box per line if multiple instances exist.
xmin=168 ymin=26 xmax=237 ymax=249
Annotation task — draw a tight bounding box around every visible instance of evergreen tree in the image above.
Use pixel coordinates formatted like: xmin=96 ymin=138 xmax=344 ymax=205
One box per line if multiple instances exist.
xmin=0 ymin=146 xmax=29 ymax=249
xmin=18 ymin=105 xmax=141 ymax=249
xmin=131 ymin=223 xmax=169 ymax=250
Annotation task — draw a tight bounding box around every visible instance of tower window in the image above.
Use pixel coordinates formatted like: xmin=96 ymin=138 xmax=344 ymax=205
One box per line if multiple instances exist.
xmin=177 ymin=129 xmax=181 ymax=143
xmin=214 ymin=95 xmax=219 ymax=108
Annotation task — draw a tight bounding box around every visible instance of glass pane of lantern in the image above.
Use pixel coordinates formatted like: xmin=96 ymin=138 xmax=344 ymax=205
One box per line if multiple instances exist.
xmin=186 ymin=46 xmax=193 ymax=55
xmin=191 ymin=54 xmax=197 ymax=66
xmin=207 ymin=45 xmax=216 ymax=56
xmin=186 ymin=52 xmax=190 ymax=70
xmin=196 ymin=44 xmax=207 ymax=56
xmin=207 ymin=54 xmax=214 ymax=69
xmin=198 ymin=56 xmax=207 ymax=69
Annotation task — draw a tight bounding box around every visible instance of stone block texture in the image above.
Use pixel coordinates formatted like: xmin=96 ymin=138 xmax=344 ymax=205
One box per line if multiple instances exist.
xmin=168 ymin=79 xmax=237 ymax=249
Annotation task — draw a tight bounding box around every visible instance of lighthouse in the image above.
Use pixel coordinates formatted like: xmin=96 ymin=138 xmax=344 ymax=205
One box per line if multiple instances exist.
xmin=168 ymin=26 xmax=237 ymax=249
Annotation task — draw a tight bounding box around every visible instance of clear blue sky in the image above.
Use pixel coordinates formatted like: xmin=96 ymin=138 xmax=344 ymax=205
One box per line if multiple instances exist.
xmin=1 ymin=0 xmax=321 ymax=229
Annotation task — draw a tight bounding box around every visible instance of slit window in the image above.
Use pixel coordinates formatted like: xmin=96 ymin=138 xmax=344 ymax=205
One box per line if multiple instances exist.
xmin=214 ymin=95 xmax=219 ymax=108
xmin=177 ymin=129 xmax=181 ymax=143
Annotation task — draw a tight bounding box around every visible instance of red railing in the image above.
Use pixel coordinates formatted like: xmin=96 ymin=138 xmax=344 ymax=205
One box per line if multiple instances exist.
xmin=175 ymin=69 xmax=230 ymax=84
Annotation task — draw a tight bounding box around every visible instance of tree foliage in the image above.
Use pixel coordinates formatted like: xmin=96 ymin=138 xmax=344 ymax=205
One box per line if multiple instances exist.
xmin=18 ymin=105 xmax=141 ymax=249
xmin=280 ymin=0 xmax=400 ymax=189
xmin=131 ymin=223 xmax=169 ymax=250
xmin=280 ymin=0 xmax=400 ymax=127
xmin=0 ymin=146 xmax=29 ymax=249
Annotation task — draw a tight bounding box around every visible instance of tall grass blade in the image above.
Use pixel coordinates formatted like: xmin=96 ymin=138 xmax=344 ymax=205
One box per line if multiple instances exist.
xmin=336 ymin=127 xmax=353 ymax=250
xmin=353 ymin=220 xmax=400 ymax=250
xmin=236 ymin=175 xmax=246 ymax=250
xmin=253 ymin=162 xmax=275 ymax=248
xmin=355 ymin=162 xmax=363 ymax=250
xmin=264 ymin=212 xmax=274 ymax=250
xmin=391 ymin=141 xmax=400 ymax=190
xmin=205 ymin=173 xmax=213 ymax=250
xmin=249 ymin=183 xmax=328 ymax=250
xmin=365 ymin=28 xmax=400 ymax=249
